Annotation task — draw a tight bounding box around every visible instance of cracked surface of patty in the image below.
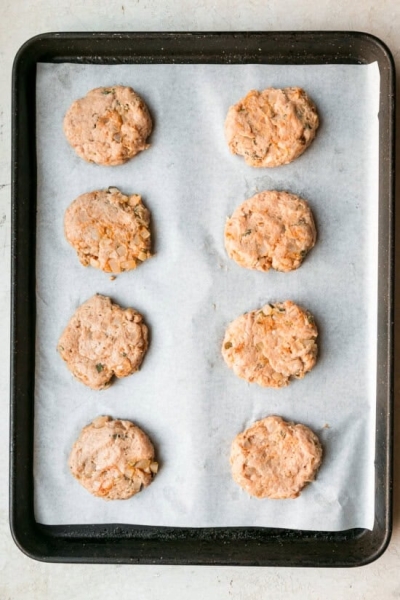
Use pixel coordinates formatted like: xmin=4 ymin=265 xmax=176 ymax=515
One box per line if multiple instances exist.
xmin=230 ymin=415 xmax=323 ymax=499
xmin=58 ymin=294 xmax=149 ymax=390
xmin=224 ymin=190 xmax=316 ymax=272
xmin=225 ymin=87 xmax=319 ymax=167
xmin=222 ymin=301 xmax=318 ymax=388
xmin=64 ymin=187 xmax=152 ymax=273
xmin=63 ymin=85 xmax=152 ymax=166
xmin=69 ymin=416 xmax=158 ymax=500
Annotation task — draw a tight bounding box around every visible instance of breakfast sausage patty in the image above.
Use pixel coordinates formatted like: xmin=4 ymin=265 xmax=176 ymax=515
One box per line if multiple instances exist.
xmin=221 ymin=301 xmax=318 ymax=388
xmin=63 ymin=85 xmax=152 ymax=166
xmin=69 ymin=415 xmax=158 ymax=500
xmin=224 ymin=190 xmax=316 ymax=272
xmin=58 ymin=294 xmax=149 ymax=390
xmin=230 ymin=415 xmax=323 ymax=499
xmin=225 ymin=87 xmax=319 ymax=167
xmin=64 ymin=187 xmax=152 ymax=274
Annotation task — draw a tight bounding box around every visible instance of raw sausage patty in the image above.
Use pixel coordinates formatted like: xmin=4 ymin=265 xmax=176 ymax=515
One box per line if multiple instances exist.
xmin=224 ymin=190 xmax=316 ymax=272
xmin=63 ymin=86 xmax=152 ymax=166
xmin=58 ymin=294 xmax=149 ymax=390
xmin=230 ymin=415 xmax=323 ymax=499
xmin=225 ymin=87 xmax=319 ymax=167
xmin=69 ymin=415 xmax=158 ymax=500
xmin=64 ymin=187 xmax=152 ymax=274
xmin=221 ymin=301 xmax=318 ymax=388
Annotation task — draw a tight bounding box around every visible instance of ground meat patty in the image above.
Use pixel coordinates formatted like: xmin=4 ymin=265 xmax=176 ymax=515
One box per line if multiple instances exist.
xmin=221 ymin=301 xmax=318 ymax=388
xmin=64 ymin=187 xmax=152 ymax=273
xmin=63 ymin=86 xmax=152 ymax=166
xmin=58 ymin=294 xmax=148 ymax=390
xmin=225 ymin=87 xmax=319 ymax=167
xmin=230 ymin=415 xmax=323 ymax=499
xmin=69 ymin=415 xmax=158 ymax=500
xmin=224 ymin=190 xmax=316 ymax=272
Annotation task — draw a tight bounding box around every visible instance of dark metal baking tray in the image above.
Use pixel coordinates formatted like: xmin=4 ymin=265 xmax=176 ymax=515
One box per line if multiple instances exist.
xmin=10 ymin=31 xmax=395 ymax=566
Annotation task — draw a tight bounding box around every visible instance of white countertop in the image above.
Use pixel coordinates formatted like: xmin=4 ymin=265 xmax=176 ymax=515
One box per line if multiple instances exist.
xmin=0 ymin=1 xmax=399 ymax=598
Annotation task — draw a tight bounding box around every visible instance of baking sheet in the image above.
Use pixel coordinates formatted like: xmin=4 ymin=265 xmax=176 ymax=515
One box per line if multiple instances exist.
xmin=34 ymin=62 xmax=380 ymax=531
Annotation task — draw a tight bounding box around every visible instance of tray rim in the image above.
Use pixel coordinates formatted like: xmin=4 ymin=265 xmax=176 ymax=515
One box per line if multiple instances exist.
xmin=10 ymin=30 xmax=395 ymax=567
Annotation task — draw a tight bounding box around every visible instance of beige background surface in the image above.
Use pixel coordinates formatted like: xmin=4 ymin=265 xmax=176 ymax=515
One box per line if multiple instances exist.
xmin=0 ymin=1 xmax=399 ymax=598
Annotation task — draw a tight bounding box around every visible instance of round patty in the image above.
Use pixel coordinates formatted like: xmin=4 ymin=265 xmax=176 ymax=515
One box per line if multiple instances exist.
xmin=58 ymin=294 xmax=148 ymax=390
xmin=225 ymin=87 xmax=319 ymax=167
xmin=69 ymin=415 xmax=158 ymax=500
xmin=224 ymin=190 xmax=316 ymax=272
xmin=221 ymin=301 xmax=318 ymax=388
xmin=64 ymin=187 xmax=152 ymax=273
xmin=63 ymin=86 xmax=152 ymax=166
xmin=230 ymin=415 xmax=323 ymax=499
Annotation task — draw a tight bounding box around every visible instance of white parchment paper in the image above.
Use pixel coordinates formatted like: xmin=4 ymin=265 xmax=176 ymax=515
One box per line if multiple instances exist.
xmin=34 ymin=62 xmax=380 ymax=530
